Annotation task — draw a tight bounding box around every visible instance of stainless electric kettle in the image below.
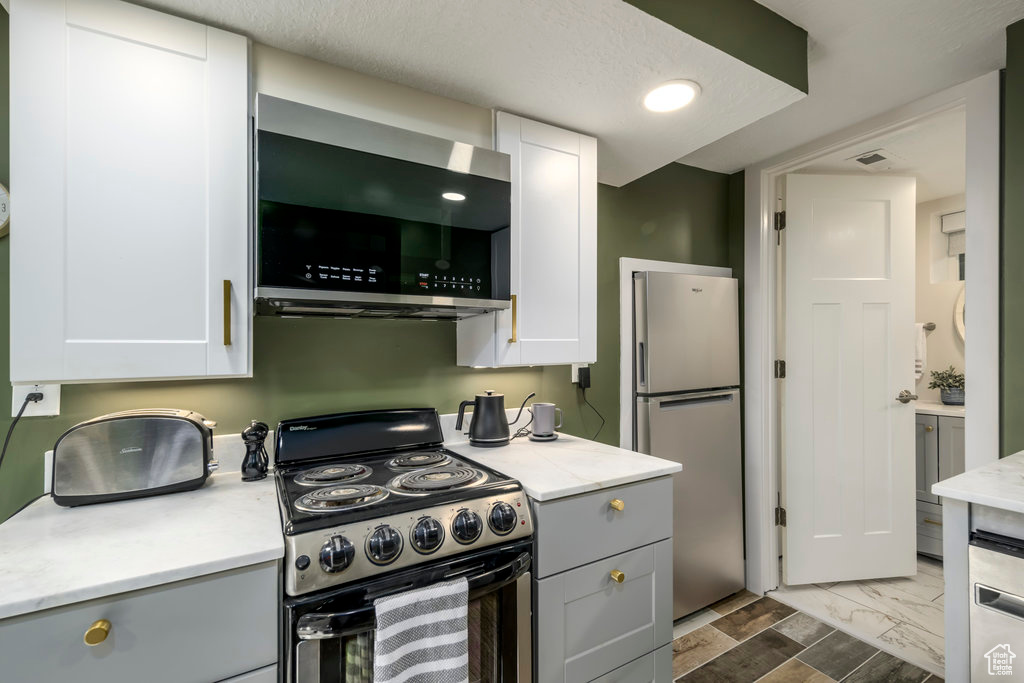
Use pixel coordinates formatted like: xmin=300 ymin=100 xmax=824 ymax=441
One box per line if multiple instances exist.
xmin=455 ymin=390 xmax=535 ymax=447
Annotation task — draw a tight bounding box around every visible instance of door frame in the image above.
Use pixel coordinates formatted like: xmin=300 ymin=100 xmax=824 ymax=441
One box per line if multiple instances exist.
xmin=743 ymin=71 xmax=1001 ymax=597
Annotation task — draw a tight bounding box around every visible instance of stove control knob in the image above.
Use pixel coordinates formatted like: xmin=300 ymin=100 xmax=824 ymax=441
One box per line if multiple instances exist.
xmin=488 ymin=502 xmax=518 ymax=535
xmin=319 ymin=536 xmax=355 ymax=574
xmin=452 ymin=509 xmax=483 ymax=544
xmin=412 ymin=517 xmax=445 ymax=554
xmin=366 ymin=525 xmax=403 ymax=565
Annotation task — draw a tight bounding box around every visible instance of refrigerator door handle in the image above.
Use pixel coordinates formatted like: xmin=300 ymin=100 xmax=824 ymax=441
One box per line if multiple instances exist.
xmin=658 ymin=393 xmax=735 ymax=409
xmin=638 ymin=342 xmax=646 ymax=387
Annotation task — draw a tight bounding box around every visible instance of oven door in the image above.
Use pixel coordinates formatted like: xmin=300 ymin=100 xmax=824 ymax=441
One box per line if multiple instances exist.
xmin=285 ymin=540 xmax=531 ymax=683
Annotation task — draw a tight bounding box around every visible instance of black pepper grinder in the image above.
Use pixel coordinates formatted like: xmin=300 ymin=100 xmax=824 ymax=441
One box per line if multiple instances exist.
xmin=240 ymin=420 xmax=270 ymax=482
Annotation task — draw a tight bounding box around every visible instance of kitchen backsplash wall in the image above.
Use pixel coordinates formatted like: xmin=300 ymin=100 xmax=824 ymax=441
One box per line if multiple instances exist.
xmin=0 ymin=17 xmax=739 ymax=521
xmin=539 ymin=164 xmax=742 ymax=447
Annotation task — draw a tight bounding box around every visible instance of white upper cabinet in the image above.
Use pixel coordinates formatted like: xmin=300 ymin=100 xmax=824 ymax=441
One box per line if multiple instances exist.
xmin=10 ymin=0 xmax=251 ymax=383
xmin=457 ymin=113 xmax=596 ymax=367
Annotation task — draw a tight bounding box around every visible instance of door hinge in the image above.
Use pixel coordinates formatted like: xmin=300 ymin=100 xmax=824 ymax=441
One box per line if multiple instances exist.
xmin=775 ymin=506 xmax=787 ymax=527
xmin=774 ymin=360 xmax=786 ymax=379
xmin=774 ymin=211 xmax=786 ymax=245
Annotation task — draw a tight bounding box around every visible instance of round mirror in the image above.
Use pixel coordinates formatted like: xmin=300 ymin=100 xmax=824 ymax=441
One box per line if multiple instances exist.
xmin=954 ymin=287 xmax=965 ymax=343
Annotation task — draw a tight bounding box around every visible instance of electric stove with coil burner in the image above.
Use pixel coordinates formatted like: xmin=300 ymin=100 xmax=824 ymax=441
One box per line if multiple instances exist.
xmin=274 ymin=408 xmax=533 ymax=597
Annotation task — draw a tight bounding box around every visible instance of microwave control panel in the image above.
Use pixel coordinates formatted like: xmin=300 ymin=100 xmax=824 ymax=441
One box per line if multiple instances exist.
xmin=258 ymin=200 xmax=500 ymax=300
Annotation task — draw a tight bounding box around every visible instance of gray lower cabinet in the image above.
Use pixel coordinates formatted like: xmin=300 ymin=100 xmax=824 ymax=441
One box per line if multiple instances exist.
xmin=915 ymin=413 xmax=965 ymax=558
xmin=532 ymin=477 xmax=674 ymax=682
xmin=0 ymin=561 xmax=278 ymax=683
xmin=536 ymin=541 xmax=672 ymax=683
xmin=590 ymin=644 xmax=672 ymax=683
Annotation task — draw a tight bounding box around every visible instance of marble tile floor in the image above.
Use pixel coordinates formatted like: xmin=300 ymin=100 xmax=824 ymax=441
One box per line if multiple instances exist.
xmin=767 ymin=555 xmax=946 ymax=677
xmin=671 ymin=593 xmax=945 ymax=682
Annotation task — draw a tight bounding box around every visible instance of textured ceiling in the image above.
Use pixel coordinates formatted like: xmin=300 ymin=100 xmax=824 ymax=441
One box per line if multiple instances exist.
xmin=681 ymin=0 xmax=1024 ymax=173
xmin=799 ymin=106 xmax=966 ymax=203
xmin=131 ymin=0 xmax=804 ymax=186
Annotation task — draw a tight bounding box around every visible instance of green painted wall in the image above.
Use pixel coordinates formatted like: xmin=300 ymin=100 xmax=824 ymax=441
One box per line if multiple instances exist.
xmin=624 ymin=0 xmax=808 ymax=93
xmin=0 ymin=7 xmax=738 ymax=520
xmin=540 ymin=164 xmax=737 ymax=448
xmin=1003 ymin=20 xmax=1024 ymax=456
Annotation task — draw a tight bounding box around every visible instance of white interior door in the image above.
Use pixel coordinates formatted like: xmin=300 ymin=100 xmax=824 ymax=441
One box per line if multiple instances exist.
xmin=782 ymin=173 xmax=917 ymax=585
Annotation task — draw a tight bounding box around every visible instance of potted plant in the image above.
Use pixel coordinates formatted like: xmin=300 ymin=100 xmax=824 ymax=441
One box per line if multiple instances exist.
xmin=929 ymin=365 xmax=965 ymax=405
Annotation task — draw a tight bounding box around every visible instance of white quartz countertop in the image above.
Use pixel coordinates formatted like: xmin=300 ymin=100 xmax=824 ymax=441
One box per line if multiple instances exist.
xmin=0 ymin=466 xmax=283 ymax=621
xmin=446 ymin=432 xmax=681 ymax=502
xmin=932 ymin=451 xmax=1024 ymax=513
xmin=914 ymin=400 xmax=965 ymax=418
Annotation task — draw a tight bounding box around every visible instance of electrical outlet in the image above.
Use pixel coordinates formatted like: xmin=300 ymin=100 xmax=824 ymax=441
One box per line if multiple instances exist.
xmin=11 ymin=384 xmax=61 ymax=417
xmin=571 ymin=363 xmax=589 ymax=384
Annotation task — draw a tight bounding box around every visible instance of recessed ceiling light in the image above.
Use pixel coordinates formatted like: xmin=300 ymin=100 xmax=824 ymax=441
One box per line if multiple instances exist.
xmin=643 ymin=80 xmax=701 ymax=112
xmin=442 ymin=192 xmax=466 ymax=201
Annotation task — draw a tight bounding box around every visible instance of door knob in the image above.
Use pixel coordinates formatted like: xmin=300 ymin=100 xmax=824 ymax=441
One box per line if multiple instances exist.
xmin=896 ymin=390 xmax=918 ymax=404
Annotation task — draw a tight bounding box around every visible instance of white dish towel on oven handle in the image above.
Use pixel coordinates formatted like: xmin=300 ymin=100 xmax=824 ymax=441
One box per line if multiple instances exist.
xmin=374 ymin=577 xmax=469 ymax=683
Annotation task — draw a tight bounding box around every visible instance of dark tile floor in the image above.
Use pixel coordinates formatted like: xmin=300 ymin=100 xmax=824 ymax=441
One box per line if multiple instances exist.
xmin=672 ymin=592 xmax=944 ymax=682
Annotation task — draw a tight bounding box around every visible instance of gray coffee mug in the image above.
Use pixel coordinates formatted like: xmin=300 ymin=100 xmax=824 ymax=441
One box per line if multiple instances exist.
xmin=532 ymin=403 xmax=562 ymax=436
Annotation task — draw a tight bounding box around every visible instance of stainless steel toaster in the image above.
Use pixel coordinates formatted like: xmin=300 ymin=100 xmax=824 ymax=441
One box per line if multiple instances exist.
xmin=52 ymin=409 xmax=219 ymax=507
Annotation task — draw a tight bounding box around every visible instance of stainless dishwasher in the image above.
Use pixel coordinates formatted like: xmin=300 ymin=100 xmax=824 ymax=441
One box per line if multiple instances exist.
xmin=970 ymin=530 xmax=1024 ymax=680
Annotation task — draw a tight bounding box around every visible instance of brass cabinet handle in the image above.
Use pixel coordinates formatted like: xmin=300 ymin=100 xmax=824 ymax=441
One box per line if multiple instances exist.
xmin=609 ymin=570 xmax=625 ymax=584
xmin=923 ymin=518 xmax=942 ymax=526
xmin=223 ymin=280 xmax=232 ymax=346
xmin=84 ymin=619 xmax=111 ymax=646
xmin=506 ymin=294 xmax=518 ymax=344
xmin=925 ymin=425 xmax=934 ymax=432
xmin=609 ymin=499 xmax=625 ymax=512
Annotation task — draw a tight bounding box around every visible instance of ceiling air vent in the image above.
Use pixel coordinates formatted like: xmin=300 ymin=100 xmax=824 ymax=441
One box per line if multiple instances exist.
xmin=845 ymin=148 xmax=900 ymax=172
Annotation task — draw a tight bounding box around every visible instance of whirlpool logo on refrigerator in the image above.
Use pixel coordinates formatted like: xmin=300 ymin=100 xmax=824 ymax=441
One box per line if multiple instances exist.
xmin=692 ymin=288 xmax=703 ymax=293
xmin=119 ymin=447 xmax=143 ymax=455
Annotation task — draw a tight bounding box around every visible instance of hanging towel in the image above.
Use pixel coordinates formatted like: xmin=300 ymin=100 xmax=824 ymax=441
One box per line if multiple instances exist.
xmin=915 ymin=323 xmax=927 ymax=381
xmin=374 ymin=578 xmax=469 ymax=683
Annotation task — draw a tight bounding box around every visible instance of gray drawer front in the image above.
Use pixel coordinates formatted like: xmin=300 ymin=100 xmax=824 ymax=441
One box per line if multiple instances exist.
xmin=0 ymin=562 xmax=278 ymax=683
xmin=917 ymin=503 xmax=944 ymax=540
xmin=536 ymin=540 xmax=672 ymax=683
xmin=533 ymin=477 xmax=672 ymax=578
xmin=589 ymin=643 xmax=672 ymax=683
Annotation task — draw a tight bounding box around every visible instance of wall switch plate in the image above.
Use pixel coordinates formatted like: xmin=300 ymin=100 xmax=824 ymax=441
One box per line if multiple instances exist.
xmin=12 ymin=383 xmax=61 ymax=417
xmin=571 ymin=363 xmax=589 ymax=384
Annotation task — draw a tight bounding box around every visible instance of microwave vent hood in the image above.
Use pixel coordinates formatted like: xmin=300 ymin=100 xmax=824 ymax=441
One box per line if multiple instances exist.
xmin=254 ymin=95 xmax=512 ymax=320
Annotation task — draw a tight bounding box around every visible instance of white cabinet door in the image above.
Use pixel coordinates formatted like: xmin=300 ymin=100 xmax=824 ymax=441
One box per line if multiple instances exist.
xmin=10 ymin=0 xmax=251 ymax=383
xmin=456 ymin=113 xmax=596 ymax=367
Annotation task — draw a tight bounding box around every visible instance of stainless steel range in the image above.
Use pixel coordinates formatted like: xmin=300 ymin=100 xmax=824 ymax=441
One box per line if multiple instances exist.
xmin=274 ymin=408 xmax=533 ymax=683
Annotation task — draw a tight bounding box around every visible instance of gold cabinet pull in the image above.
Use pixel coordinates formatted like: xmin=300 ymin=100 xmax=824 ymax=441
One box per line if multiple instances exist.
xmin=223 ymin=280 xmax=232 ymax=346
xmin=609 ymin=570 xmax=625 ymax=584
xmin=925 ymin=425 xmax=934 ymax=432
xmin=84 ymin=619 xmax=111 ymax=646
xmin=609 ymin=499 xmax=625 ymax=512
xmin=506 ymin=294 xmax=518 ymax=344
xmin=923 ymin=518 xmax=942 ymax=526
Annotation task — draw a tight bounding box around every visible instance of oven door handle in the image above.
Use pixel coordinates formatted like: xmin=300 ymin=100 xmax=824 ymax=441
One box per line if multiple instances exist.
xmin=296 ymin=551 xmax=531 ymax=640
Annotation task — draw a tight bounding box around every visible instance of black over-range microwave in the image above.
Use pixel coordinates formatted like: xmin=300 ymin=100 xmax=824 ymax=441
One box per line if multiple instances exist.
xmin=254 ymin=95 xmax=511 ymax=319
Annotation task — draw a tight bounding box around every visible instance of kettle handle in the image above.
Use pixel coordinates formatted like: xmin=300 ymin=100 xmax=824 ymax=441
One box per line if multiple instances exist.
xmin=455 ymin=400 xmax=474 ymax=431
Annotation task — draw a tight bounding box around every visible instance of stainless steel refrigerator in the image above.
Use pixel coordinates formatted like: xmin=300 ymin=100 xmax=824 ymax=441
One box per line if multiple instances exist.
xmin=633 ymin=271 xmax=744 ymax=620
